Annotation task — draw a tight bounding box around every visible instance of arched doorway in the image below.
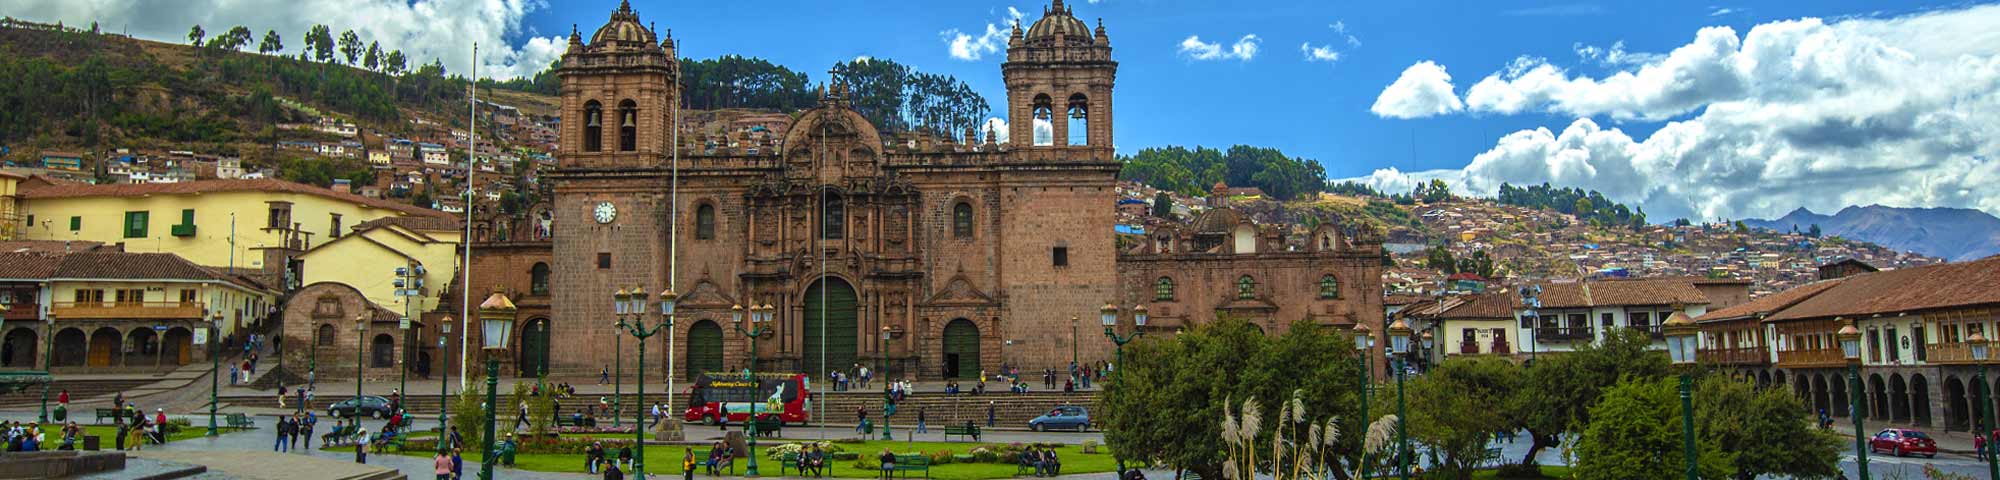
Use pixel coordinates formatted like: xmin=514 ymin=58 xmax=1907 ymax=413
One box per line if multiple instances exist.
xmin=1830 ymin=374 xmax=1849 ymax=417
xmin=941 ymin=319 xmax=980 ymax=379
xmin=53 ymin=328 xmax=86 ymax=367
xmin=1757 ymin=370 xmax=1771 ymax=389
xmin=164 ymin=327 xmax=193 ymax=365
xmin=416 ymin=351 xmax=433 ymax=378
xmin=88 ymin=327 xmax=121 ymax=367
xmin=1 ymin=328 xmax=37 ymax=368
xmin=371 ymin=334 xmax=395 ymax=368
xmin=686 ymin=320 xmax=724 ymax=380
xmin=1794 ymin=375 xmax=1810 ymax=402
xmin=802 ymin=278 xmax=858 ymax=378
xmin=127 ymin=328 xmax=159 ymax=367
xmin=1870 ymin=374 xmax=1889 ymax=420
xmin=1811 ymin=374 xmax=1830 ymax=416
xmin=517 ymin=318 xmax=551 ymax=378
xmin=1913 ymin=374 xmax=1933 ymax=426
xmin=1890 ymin=374 xmax=1911 ymax=423
xmin=1946 ymin=376 xmax=1969 ymax=431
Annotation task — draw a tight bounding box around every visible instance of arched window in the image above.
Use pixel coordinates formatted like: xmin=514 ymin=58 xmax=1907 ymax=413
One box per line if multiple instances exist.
xmin=1031 ymin=94 xmax=1054 ymax=146
xmin=695 ymin=203 xmax=716 ymax=240
xmin=1066 ymin=93 xmax=1089 ymax=146
xmin=618 ymin=99 xmax=638 ymax=151
xmin=1236 ymin=275 xmax=1257 ymax=299
xmin=530 ymin=262 xmax=551 ymax=295
xmin=952 ymin=202 xmax=974 ymax=238
xmin=583 ymin=100 xmax=603 ymax=152
xmin=1318 ymin=274 xmax=1340 ymax=299
xmin=316 ymin=324 xmax=335 ymax=346
xmin=370 ymin=333 xmax=395 ymax=368
xmin=821 ymin=193 xmax=844 ymax=240
xmin=1155 ymin=277 xmax=1175 ymax=301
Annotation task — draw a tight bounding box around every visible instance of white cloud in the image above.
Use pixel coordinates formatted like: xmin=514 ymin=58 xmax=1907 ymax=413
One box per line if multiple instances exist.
xmin=1571 ymin=40 xmax=1664 ymax=67
xmin=1369 ymin=61 xmax=1464 ymax=118
xmin=1178 ymin=34 xmax=1260 ymax=61
xmin=941 ymin=7 xmax=1024 ymax=61
xmin=1710 ymin=7 xmax=1738 ymax=16
xmin=1347 ymin=5 xmax=2000 ymax=221
xmin=1300 ymin=21 xmax=1358 ymax=64
xmin=981 ymin=117 xmax=1010 ymax=144
xmin=5 ymin=0 xmax=565 ymax=80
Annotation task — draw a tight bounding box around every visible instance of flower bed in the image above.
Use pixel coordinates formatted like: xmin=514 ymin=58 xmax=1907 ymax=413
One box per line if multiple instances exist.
xmin=553 ymin=425 xmax=636 ymax=434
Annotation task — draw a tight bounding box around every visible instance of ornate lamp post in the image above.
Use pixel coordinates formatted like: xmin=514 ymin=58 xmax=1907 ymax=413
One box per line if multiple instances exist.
xmin=354 ymin=316 xmax=367 ymax=463
xmin=1663 ymin=311 xmax=1699 ymax=480
xmin=1419 ymin=329 xmax=1435 ymax=373
xmin=1388 ymin=319 xmax=1412 ymax=480
xmin=1972 ymin=333 xmax=1998 ymax=478
xmin=1837 ymin=319 xmax=1869 ymax=480
xmin=439 ymin=318 xmax=451 ymax=428
xmin=208 ymin=310 xmax=222 ymax=436
xmin=731 ymin=302 xmax=774 ymax=476
xmin=879 ymin=325 xmax=895 ymax=441
xmin=1101 ymin=303 xmax=1147 ymax=478
xmin=616 ymin=288 xmax=677 ymax=480
xmin=613 ymin=288 xmax=634 ymax=428
xmin=40 ymin=309 xmax=54 ymax=424
xmin=1352 ymin=321 xmax=1372 ymax=479
xmin=476 ymin=291 xmax=518 ymax=480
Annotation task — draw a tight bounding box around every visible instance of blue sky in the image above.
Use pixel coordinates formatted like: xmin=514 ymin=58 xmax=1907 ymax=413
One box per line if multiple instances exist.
xmin=7 ymin=0 xmax=1998 ymax=221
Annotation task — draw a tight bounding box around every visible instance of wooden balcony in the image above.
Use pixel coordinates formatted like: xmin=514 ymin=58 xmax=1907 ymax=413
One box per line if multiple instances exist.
xmin=1925 ymin=342 xmax=1991 ymax=365
xmin=1776 ymin=348 xmax=1846 ymax=369
xmin=1536 ymin=327 xmax=1595 ymax=342
xmin=1698 ymin=346 xmax=1770 ymax=365
xmin=1 ymin=302 xmax=38 ymax=321
xmin=50 ymin=301 xmax=206 ymax=320
xmin=1493 ymin=341 xmax=1512 ymax=355
xmin=1459 ymin=341 xmax=1479 ymax=355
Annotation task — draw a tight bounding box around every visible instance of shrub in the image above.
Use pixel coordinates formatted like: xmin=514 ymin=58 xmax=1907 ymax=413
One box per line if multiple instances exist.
xmin=951 ymin=454 xmax=976 ymax=464
xmin=969 ymin=447 xmax=998 ymax=463
xmin=928 ymin=450 xmax=954 ymax=464
xmin=1492 ymin=463 xmax=1546 ymax=479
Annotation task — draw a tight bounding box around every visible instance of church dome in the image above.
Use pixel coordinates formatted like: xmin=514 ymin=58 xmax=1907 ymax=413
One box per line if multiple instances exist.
xmin=1191 ymin=207 xmax=1243 ymax=234
xmin=590 ymin=0 xmax=656 ymax=47
xmin=1025 ymin=0 xmax=1091 ymax=40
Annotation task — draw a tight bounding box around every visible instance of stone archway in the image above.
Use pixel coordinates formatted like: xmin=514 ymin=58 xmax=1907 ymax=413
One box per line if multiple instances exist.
xmin=516 ymin=318 xmax=551 ymax=378
xmin=1946 ymin=376 xmax=1969 ymax=431
xmin=1811 ymin=374 xmax=1830 ymax=416
xmin=1757 ymin=370 xmax=1772 ymax=389
xmin=1870 ymin=374 xmax=1889 ymax=420
xmin=370 ymin=333 xmax=396 ymax=369
xmin=88 ymin=327 xmax=121 ymax=367
xmin=1 ymin=327 xmax=37 ymax=368
xmin=1831 ymin=373 xmax=1850 ymax=417
xmin=53 ymin=328 xmax=86 ymax=367
xmin=1890 ymin=374 xmax=1911 ymax=423
xmin=126 ymin=328 xmax=160 ymax=367
xmin=941 ymin=318 xmax=980 ymax=379
xmin=686 ymin=320 xmax=724 ymax=380
xmin=1794 ymin=374 xmax=1810 ymax=402
xmin=1913 ymin=374 xmax=1933 ymax=426
xmin=802 ymin=277 xmax=858 ymax=379
xmin=163 ymin=327 xmax=194 ymax=365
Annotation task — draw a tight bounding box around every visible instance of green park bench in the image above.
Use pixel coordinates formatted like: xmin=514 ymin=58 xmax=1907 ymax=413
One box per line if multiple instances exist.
xmin=751 ymin=417 xmax=783 ymax=437
xmin=94 ymin=408 xmax=124 ymax=425
xmin=942 ymin=424 xmax=980 ymax=441
xmin=225 ymin=413 xmax=255 ymax=430
xmin=888 ymin=454 xmax=931 ymax=479
xmin=780 ymin=452 xmax=832 ymax=477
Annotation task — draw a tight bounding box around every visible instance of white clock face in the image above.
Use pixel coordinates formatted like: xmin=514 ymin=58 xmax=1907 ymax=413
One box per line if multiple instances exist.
xmin=594 ymin=202 xmax=617 ymax=224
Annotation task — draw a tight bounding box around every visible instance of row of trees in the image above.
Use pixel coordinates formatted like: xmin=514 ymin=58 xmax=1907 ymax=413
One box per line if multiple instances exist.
xmin=1101 ymin=322 xmax=1841 ymax=480
xmin=1497 ymin=183 xmax=1647 ymax=230
xmin=1424 ymin=246 xmax=1496 ymax=278
xmin=1118 ymin=145 xmax=1331 ymax=201
xmin=829 ymin=58 xmax=989 ymax=139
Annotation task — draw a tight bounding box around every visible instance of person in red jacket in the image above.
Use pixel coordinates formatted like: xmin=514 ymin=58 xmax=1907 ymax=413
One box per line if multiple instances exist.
xmin=58 ymin=389 xmax=69 ymax=406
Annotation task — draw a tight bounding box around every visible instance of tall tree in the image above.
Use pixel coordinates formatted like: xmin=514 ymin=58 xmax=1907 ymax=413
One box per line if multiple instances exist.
xmin=305 ymin=25 xmax=335 ymax=63
xmin=210 ymin=26 xmax=252 ymax=51
xmin=1692 ymin=376 xmax=1842 ymax=479
xmin=363 ymin=41 xmax=381 ymax=72
xmin=258 ymin=29 xmax=283 ymax=55
xmin=1508 ymin=329 xmax=1669 ymax=465
xmin=385 ymin=50 xmax=407 ymax=75
xmin=1151 ymin=192 xmax=1173 ymax=219
xmin=337 ymin=30 xmax=362 ymax=65
xmin=1574 ymin=378 xmax=1732 ymax=479
xmin=187 ymin=24 xmax=205 ymax=47
xmin=1409 ymin=358 xmax=1523 ymax=479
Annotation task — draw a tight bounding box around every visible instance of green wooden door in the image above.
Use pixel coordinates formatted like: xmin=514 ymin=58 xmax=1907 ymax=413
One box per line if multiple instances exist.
xmin=686 ymin=320 xmax=724 ymax=380
xmin=803 ymin=278 xmax=858 ymax=378
xmin=518 ymin=318 xmax=550 ymax=377
xmin=942 ymin=318 xmax=980 ymax=379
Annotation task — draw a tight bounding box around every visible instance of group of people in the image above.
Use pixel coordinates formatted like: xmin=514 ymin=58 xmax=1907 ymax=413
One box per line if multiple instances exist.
xmin=272 ymin=412 xmax=319 ymax=452
xmin=431 ymin=448 xmax=466 ymax=480
xmin=791 ymin=444 xmax=830 ymax=477
xmin=276 ymin=383 xmax=315 ymax=411
xmin=113 ymin=407 xmax=168 ymax=450
xmin=584 ymin=440 xmax=634 ymax=475
xmin=1018 ymin=446 xmax=1064 ymax=477
xmin=0 ymin=421 xmax=70 ymax=451
xmin=694 ymin=441 xmax=737 ymax=475
xmin=831 ymin=365 xmax=874 ymax=392
xmin=1973 ymin=428 xmax=2000 ymax=458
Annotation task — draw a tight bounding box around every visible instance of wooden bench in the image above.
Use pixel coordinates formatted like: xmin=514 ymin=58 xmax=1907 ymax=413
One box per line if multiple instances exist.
xmin=224 ymin=413 xmax=256 ymax=430
xmin=555 ymin=416 xmax=580 ymax=427
xmin=322 ymin=425 xmax=359 ymax=446
xmin=780 ymin=452 xmax=832 ymax=477
xmin=888 ymin=454 xmax=931 ymax=479
xmin=751 ymin=417 xmax=783 ymax=437
xmin=942 ymin=424 xmax=981 ymax=442
xmin=94 ymin=408 xmax=124 ymax=425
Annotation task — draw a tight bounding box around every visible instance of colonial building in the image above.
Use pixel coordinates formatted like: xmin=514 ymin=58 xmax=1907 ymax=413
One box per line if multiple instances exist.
xmin=0 ymin=250 xmax=275 ymax=371
xmin=522 ymin=0 xmax=1384 ymax=381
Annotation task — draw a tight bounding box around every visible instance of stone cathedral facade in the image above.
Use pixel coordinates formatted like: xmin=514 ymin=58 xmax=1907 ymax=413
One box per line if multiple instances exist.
xmin=539 ymin=0 xmax=1385 ymax=381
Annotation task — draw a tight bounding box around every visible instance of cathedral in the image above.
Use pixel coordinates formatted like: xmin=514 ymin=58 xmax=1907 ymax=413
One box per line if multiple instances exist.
xmin=533 ymin=0 xmax=1385 ymax=381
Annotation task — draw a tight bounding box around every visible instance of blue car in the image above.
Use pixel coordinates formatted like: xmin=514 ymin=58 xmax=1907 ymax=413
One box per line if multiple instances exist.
xmin=1029 ymin=406 xmax=1090 ymax=432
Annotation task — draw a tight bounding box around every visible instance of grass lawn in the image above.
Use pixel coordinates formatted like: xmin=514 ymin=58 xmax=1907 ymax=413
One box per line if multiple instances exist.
xmin=1468 ymin=465 xmax=1571 ymax=479
xmin=333 ymin=437 xmax=1115 ymax=480
xmin=68 ymin=424 xmax=211 ymax=444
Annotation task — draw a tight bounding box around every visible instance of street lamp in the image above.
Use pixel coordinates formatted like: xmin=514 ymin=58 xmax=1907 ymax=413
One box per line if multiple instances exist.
xmin=730 ymin=301 xmax=774 ymax=475
xmin=476 ymin=291 xmax=518 ymax=480
xmin=616 ymin=288 xmax=676 ymax=480
xmin=208 ymin=310 xmax=222 ymax=436
xmin=39 ymin=309 xmax=53 ymax=424
xmin=1102 ymin=303 xmax=1147 ymax=478
xmin=1663 ymin=311 xmax=1699 ymax=480
xmin=439 ymin=318 xmax=451 ymax=430
xmin=612 ymin=288 xmax=637 ymax=428
xmin=1388 ymin=319 xmax=1412 ymax=480
xmin=1070 ymin=316 xmax=1079 ymax=378
xmin=1353 ymin=321 xmax=1372 ymax=480
xmin=1419 ymin=330 xmax=1434 ymax=373
xmin=354 ymin=317 xmax=367 ymax=464
xmin=1837 ymin=319 xmax=1868 ymax=480
xmin=1972 ymin=333 xmax=1998 ymax=479
xmin=879 ymin=324 xmax=894 ymax=441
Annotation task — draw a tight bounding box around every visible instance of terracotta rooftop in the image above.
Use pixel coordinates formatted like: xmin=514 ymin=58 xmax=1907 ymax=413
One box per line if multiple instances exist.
xmin=18 ymin=178 xmax=450 ymax=218
xmin=1763 ymin=254 xmax=2000 ymax=322
xmin=0 ymin=240 xmax=114 ymax=254
xmin=1437 ymin=292 xmax=1516 ymax=319
xmin=0 ymin=251 xmax=266 ymax=291
xmin=1531 ymin=277 xmax=1711 ymax=309
xmin=1695 ymin=278 xmax=1845 ymax=323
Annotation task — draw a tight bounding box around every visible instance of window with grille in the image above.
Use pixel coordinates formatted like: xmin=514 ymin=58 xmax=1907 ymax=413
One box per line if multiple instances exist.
xmin=953 ymin=202 xmax=973 ymax=238
xmin=1154 ymin=277 xmax=1175 ymax=301
xmin=1237 ymin=276 xmax=1257 ymax=299
xmin=695 ymin=204 xmax=716 ymax=240
xmin=1318 ymin=275 xmax=1340 ymax=299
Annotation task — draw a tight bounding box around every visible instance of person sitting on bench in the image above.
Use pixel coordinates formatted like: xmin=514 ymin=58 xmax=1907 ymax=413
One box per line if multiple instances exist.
xmin=802 ymin=444 xmax=826 ymax=477
xmin=878 ymin=449 xmax=896 ymax=480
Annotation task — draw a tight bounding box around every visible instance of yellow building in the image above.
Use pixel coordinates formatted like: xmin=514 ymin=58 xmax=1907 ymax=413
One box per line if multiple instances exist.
xmin=0 ymin=171 xmax=21 ymax=240
xmin=1402 ymin=292 xmax=1521 ymax=360
xmin=15 ymin=178 xmax=450 ymax=287
xmin=0 ymin=250 xmax=275 ymax=370
xmin=296 ymin=216 xmax=463 ymax=318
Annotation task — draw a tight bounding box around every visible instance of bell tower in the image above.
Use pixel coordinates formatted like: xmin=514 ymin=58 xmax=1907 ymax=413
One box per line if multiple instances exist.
xmin=1002 ymin=0 xmax=1116 ymax=159
xmin=556 ymin=0 xmax=679 ymax=169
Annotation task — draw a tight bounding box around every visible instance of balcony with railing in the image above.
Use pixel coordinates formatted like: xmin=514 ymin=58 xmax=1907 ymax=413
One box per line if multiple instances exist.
xmin=1536 ymin=327 xmax=1596 ymax=342
xmin=1627 ymin=324 xmax=1664 ymax=339
xmin=1492 ymin=340 xmax=1512 ymax=355
xmin=1459 ymin=341 xmax=1480 ymax=355
xmin=1775 ymin=348 xmax=1846 ymax=369
xmin=50 ymin=301 xmax=206 ymax=320
xmin=1925 ymin=341 xmax=1989 ymax=365
xmin=1698 ymin=346 xmax=1770 ymax=365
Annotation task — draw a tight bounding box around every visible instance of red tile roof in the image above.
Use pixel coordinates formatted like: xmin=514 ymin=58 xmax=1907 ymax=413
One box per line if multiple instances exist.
xmin=1763 ymin=254 xmax=2000 ymax=322
xmin=0 ymin=251 xmax=267 ymax=291
xmin=18 ymin=178 xmax=450 ymax=218
xmin=1531 ymin=277 xmax=1711 ymax=309
xmin=1694 ymin=278 xmax=1844 ymax=324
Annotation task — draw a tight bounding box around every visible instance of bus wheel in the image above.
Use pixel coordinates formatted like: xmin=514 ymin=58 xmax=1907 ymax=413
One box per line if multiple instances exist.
xmin=706 ymin=415 xmax=719 ymax=426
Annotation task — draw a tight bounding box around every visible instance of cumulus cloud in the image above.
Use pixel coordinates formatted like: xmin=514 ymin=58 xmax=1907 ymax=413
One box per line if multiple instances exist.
xmin=942 ymin=7 xmax=1024 ymax=61
xmin=1369 ymin=61 xmax=1464 ymax=118
xmin=1178 ymin=34 xmax=1260 ymax=61
xmin=1572 ymin=40 xmax=1664 ymax=67
xmin=1347 ymin=4 xmax=2000 ymax=221
xmin=6 ymin=0 xmax=565 ymax=80
xmin=981 ymin=117 xmax=1010 ymax=144
xmin=1300 ymin=21 xmax=1358 ymax=64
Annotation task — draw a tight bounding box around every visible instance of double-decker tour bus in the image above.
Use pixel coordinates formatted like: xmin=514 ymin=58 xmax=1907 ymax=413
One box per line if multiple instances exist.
xmin=682 ymin=372 xmax=812 ymax=425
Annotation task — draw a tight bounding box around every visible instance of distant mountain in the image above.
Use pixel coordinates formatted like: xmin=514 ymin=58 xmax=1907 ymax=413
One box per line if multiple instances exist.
xmin=1746 ymin=205 xmax=2000 ymax=261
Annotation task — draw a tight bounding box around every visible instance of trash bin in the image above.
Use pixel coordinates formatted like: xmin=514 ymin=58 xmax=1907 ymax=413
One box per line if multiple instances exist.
xmin=54 ymin=405 xmax=67 ymax=422
xmin=862 ymin=419 xmax=874 ymax=435
xmin=83 ymin=435 xmax=100 ymax=451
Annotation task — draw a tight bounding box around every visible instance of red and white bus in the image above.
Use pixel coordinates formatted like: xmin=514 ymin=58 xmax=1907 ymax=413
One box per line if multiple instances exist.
xmin=682 ymin=372 xmax=812 ymax=425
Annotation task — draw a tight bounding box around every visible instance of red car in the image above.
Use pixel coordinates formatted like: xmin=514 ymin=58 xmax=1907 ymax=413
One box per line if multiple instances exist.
xmin=1868 ymin=428 xmax=1938 ymax=458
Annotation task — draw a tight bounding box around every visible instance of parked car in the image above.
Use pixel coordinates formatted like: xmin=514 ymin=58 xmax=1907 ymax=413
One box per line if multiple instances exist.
xmin=1868 ymin=428 xmax=1937 ymax=458
xmin=328 ymin=395 xmax=395 ymax=419
xmin=1029 ymin=406 xmax=1090 ymax=431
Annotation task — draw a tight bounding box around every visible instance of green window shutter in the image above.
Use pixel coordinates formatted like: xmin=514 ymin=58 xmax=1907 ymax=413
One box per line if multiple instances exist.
xmin=69 ymin=216 xmax=80 ymax=231
xmin=124 ymin=211 xmax=149 ymax=238
xmin=181 ymin=209 xmax=194 ymax=224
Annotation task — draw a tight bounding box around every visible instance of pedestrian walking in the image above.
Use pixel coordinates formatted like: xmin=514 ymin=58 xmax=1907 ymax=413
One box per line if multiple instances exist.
xmin=681 ymin=447 xmax=697 ymax=480
xmin=274 ymin=415 xmax=291 ymax=452
xmin=435 ymin=451 xmax=454 ymax=480
xmin=916 ymin=407 xmax=927 ymax=434
xmin=986 ymin=401 xmax=996 ymax=427
xmin=856 ymin=405 xmax=869 ymax=434
xmin=601 ymin=366 xmax=610 ymax=385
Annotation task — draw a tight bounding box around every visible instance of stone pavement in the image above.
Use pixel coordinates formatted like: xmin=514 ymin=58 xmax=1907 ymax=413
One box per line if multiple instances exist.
xmin=130 ymin=450 xmax=400 ymax=480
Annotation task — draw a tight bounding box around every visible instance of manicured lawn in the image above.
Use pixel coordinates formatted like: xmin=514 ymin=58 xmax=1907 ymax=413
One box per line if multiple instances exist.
xmin=1468 ymin=465 xmax=1571 ymax=479
xmin=335 ymin=437 xmax=1116 ymax=480
xmin=68 ymin=424 xmax=210 ymax=444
